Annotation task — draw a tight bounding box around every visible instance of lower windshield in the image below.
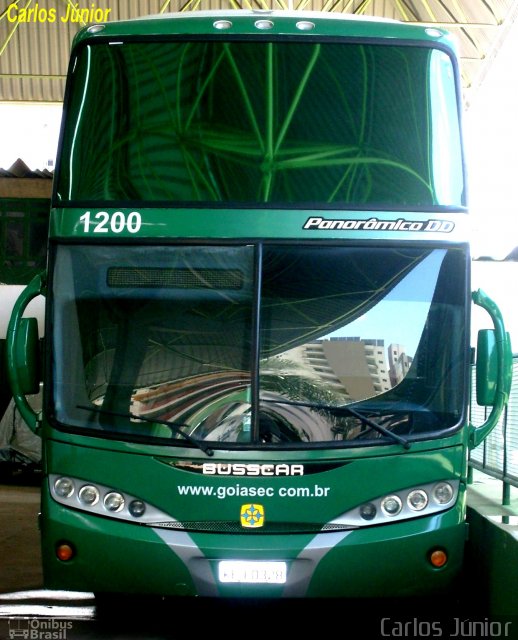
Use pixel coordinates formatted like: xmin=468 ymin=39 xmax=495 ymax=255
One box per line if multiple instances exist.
xmin=50 ymin=243 xmax=467 ymax=448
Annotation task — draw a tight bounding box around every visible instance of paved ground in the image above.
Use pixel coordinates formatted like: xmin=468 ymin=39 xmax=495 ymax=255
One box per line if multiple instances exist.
xmin=0 ymin=483 xmax=42 ymax=593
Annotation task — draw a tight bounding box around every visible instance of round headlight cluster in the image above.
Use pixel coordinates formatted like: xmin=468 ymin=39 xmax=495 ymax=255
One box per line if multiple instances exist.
xmin=52 ymin=476 xmax=146 ymax=520
xmin=355 ymin=480 xmax=457 ymax=524
xmin=50 ymin=474 xmax=179 ymax=527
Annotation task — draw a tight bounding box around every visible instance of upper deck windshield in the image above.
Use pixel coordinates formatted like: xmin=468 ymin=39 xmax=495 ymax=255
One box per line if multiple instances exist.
xmin=55 ymin=38 xmax=464 ymax=209
xmin=50 ymin=243 xmax=468 ymax=449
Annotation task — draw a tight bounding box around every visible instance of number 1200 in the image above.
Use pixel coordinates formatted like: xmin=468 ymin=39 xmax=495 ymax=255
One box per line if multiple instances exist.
xmin=79 ymin=211 xmax=142 ymax=234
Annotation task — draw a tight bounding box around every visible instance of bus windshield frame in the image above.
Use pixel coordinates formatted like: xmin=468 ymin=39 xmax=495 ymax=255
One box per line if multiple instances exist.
xmin=48 ymin=241 xmax=470 ymax=451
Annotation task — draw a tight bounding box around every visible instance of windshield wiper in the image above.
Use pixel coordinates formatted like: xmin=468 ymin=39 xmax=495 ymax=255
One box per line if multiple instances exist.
xmin=261 ymin=398 xmax=410 ymax=449
xmin=77 ymin=405 xmax=214 ymax=456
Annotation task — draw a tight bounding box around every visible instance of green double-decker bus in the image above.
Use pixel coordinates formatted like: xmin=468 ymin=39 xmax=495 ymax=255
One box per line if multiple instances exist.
xmin=6 ymin=10 xmax=513 ymax=599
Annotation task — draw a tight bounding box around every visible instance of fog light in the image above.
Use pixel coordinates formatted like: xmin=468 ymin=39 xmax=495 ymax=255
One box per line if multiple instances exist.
xmin=54 ymin=477 xmax=74 ymax=498
xmin=429 ymin=548 xmax=448 ymax=568
xmin=129 ymin=500 xmax=146 ymax=518
xmin=359 ymin=503 xmax=377 ymax=521
xmin=381 ymin=495 xmax=402 ymax=516
xmin=407 ymin=489 xmax=428 ymax=511
xmin=78 ymin=485 xmax=100 ymax=506
xmin=56 ymin=542 xmax=75 ymax=562
xmin=104 ymin=492 xmax=125 ymax=512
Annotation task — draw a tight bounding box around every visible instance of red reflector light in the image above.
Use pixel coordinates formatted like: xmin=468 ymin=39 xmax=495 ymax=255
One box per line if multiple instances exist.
xmin=56 ymin=543 xmax=75 ymax=562
xmin=429 ymin=548 xmax=448 ymax=568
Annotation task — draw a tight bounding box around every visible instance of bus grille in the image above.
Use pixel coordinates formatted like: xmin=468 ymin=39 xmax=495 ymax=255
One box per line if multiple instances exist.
xmin=147 ymin=520 xmax=358 ymax=533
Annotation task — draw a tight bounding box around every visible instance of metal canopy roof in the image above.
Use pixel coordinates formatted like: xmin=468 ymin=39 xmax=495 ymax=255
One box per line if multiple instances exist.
xmin=1 ymin=0 xmax=518 ymax=107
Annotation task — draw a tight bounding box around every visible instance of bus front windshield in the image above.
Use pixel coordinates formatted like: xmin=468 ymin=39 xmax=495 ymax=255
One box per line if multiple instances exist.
xmin=55 ymin=39 xmax=464 ymax=209
xmin=50 ymin=244 xmax=468 ymax=449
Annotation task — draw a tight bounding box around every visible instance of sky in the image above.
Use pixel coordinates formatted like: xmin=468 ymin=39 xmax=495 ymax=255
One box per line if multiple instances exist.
xmin=0 ymin=102 xmax=62 ymax=171
xmin=464 ymin=20 xmax=518 ymax=261
xmin=461 ymin=19 xmax=518 ymax=346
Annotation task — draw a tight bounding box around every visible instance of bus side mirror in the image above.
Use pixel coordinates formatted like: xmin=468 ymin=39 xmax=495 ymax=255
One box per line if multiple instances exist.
xmin=470 ymin=290 xmax=512 ymax=449
xmin=13 ymin=317 xmax=41 ymax=396
xmin=475 ymin=328 xmax=512 ymax=407
xmin=475 ymin=329 xmax=497 ymax=406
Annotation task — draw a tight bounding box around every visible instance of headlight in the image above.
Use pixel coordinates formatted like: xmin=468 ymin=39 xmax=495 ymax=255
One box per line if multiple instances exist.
xmin=54 ymin=477 xmax=74 ymax=498
xmin=78 ymin=485 xmax=100 ymax=506
xmin=104 ymin=492 xmax=125 ymax=512
xmin=433 ymin=482 xmax=454 ymax=505
xmin=381 ymin=495 xmax=402 ymax=516
xmin=407 ymin=489 xmax=428 ymax=511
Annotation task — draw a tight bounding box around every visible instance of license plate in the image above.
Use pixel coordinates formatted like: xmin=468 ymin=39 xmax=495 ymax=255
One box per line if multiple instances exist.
xmin=218 ymin=560 xmax=287 ymax=584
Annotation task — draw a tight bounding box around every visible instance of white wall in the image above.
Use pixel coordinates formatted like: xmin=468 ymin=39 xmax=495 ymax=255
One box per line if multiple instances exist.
xmin=0 ymin=286 xmax=45 ymax=339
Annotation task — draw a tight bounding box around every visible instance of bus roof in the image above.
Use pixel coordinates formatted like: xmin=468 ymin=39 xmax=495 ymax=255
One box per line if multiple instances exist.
xmin=72 ymin=10 xmax=458 ymax=53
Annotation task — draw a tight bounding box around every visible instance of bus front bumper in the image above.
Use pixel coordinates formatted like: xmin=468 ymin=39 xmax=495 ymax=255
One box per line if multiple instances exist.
xmin=41 ymin=495 xmax=467 ymax=598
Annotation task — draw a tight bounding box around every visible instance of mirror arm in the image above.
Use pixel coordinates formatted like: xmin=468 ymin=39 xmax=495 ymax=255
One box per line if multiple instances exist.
xmin=6 ymin=273 xmax=46 ymax=434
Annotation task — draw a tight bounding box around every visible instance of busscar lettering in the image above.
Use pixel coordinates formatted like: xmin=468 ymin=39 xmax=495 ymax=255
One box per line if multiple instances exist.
xmin=303 ymin=216 xmax=455 ymax=233
xmin=202 ymin=463 xmax=304 ymax=476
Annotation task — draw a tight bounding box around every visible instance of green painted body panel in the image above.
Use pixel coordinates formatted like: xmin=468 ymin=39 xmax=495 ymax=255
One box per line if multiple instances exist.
xmin=49 ymin=208 xmax=468 ymax=242
xmin=45 ymin=436 xmax=466 ymax=526
xmin=15 ymin=11 xmax=500 ymax=598
xmin=41 ymin=483 xmax=466 ymax=598
xmin=41 ymin=430 xmax=468 ymax=596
